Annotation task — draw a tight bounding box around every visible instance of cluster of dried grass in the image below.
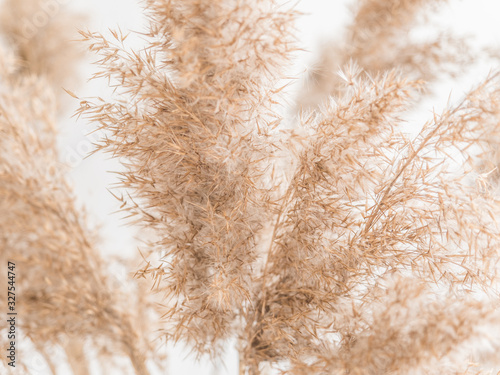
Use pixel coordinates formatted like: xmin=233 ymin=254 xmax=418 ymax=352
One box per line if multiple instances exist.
xmin=3 ymin=0 xmax=500 ymax=374
xmin=77 ymin=0 xmax=500 ymax=374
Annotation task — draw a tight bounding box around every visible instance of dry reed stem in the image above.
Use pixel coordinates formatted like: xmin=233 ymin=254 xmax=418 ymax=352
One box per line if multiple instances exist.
xmin=65 ymin=340 xmax=91 ymax=375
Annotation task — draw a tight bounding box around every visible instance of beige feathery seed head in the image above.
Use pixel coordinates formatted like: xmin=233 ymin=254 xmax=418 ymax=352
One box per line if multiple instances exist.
xmin=241 ymin=69 xmax=500 ymax=373
xmin=79 ymin=0 xmax=297 ymax=354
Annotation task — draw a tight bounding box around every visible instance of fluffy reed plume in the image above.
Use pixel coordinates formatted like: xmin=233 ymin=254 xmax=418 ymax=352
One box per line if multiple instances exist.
xmin=242 ymin=69 xmax=500 ymax=373
xmin=79 ymin=0 xmax=295 ymax=353
xmin=77 ymin=0 xmax=500 ymax=374
xmin=0 ymin=2 xmax=156 ymax=374
xmin=296 ymin=0 xmax=473 ymax=110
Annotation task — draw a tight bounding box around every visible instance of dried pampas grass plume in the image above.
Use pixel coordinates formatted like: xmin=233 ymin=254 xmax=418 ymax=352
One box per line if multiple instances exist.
xmin=79 ymin=0 xmax=297 ymax=354
xmin=239 ymin=68 xmax=500 ymax=373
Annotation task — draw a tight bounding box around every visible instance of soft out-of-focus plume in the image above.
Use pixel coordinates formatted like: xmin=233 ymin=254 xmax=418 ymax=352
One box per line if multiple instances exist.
xmin=314 ymin=276 xmax=499 ymax=375
xmin=0 ymin=46 xmax=153 ymax=375
xmin=0 ymin=1 xmax=158 ymax=374
xmin=296 ymin=0 xmax=474 ymax=111
xmin=0 ymin=0 xmax=85 ymax=94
